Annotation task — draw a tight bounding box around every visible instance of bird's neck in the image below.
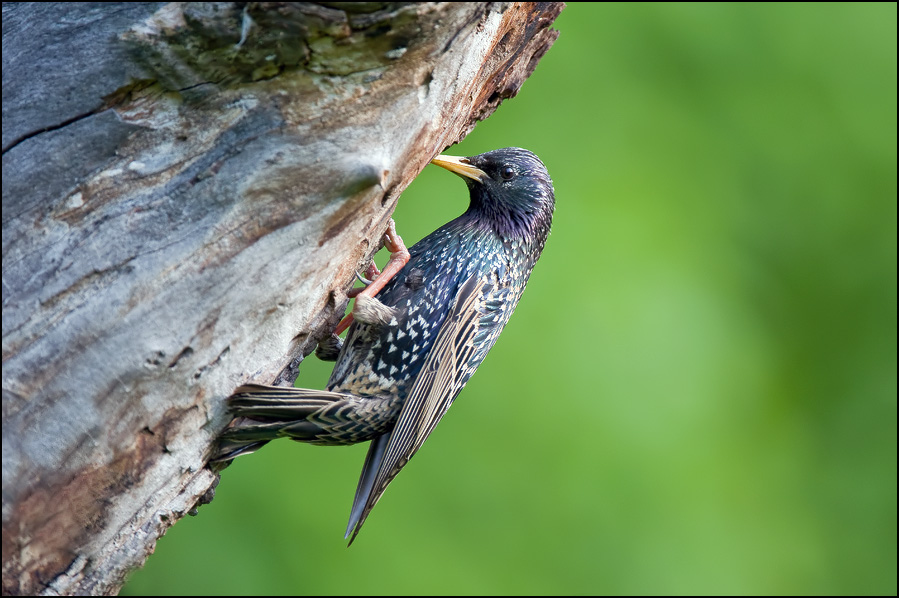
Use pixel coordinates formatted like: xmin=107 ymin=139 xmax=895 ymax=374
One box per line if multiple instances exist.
xmin=461 ymin=201 xmax=552 ymax=252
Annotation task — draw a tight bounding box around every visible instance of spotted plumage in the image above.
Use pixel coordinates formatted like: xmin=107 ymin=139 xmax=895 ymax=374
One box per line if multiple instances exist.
xmin=215 ymin=147 xmax=555 ymax=543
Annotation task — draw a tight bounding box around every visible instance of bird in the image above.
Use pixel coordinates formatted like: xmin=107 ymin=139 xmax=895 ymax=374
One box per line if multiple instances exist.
xmin=214 ymin=147 xmax=555 ymax=544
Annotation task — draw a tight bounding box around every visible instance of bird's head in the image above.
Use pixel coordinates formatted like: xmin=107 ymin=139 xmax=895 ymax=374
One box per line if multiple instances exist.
xmin=431 ymin=147 xmax=555 ymax=243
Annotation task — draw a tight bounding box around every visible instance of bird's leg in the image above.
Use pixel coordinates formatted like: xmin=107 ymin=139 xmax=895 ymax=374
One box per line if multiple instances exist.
xmin=362 ymin=219 xmax=410 ymax=297
xmin=335 ymin=219 xmax=410 ymax=334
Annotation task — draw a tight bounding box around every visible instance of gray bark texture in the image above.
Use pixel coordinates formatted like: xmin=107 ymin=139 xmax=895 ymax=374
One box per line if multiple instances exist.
xmin=1 ymin=1 xmax=563 ymax=595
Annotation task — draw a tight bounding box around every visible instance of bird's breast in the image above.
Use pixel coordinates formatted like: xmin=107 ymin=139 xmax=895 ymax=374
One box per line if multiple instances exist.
xmin=327 ymin=219 xmax=537 ymax=401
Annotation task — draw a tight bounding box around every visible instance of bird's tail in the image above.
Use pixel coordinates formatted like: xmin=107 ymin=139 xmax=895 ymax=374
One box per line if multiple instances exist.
xmin=211 ymin=384 xmax=369 ymax=462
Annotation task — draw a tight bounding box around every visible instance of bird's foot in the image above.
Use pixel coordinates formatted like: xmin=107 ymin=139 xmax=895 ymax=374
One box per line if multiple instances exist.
xmin=336 ymin=219 xmax=409 ymax=334
xmin=315 ymin=333 xmax=344 ymax=361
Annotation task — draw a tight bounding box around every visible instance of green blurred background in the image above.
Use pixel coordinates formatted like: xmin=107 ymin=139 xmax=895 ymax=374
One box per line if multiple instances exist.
xmin=124 ymin=3 xmax=896 ymax=595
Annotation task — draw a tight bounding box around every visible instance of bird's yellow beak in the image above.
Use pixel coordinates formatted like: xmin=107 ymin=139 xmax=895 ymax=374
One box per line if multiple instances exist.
xmin=430 ymin=154 xmax=487 ymax=182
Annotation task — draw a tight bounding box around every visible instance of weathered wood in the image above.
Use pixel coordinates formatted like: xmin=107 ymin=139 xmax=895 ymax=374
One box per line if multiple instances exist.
xmin=1 ymin=2 xmax=563 ymax=594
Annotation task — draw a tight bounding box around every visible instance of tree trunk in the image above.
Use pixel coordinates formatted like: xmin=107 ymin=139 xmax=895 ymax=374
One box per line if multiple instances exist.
xmin=1 ymin=2 xmax=563 ymax=595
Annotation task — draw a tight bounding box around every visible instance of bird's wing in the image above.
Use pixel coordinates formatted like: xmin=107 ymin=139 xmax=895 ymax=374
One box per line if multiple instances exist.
xmin=346 ymin=273 xmax=492 ymax=543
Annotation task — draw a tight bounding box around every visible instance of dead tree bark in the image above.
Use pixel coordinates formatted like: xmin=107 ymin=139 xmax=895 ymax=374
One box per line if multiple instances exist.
xmin=1 ymin=2 xmax=563 ymax=595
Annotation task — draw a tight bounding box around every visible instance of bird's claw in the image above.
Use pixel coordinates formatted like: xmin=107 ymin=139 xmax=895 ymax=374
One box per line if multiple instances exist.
xmin=354 ymin=270 xmax=374 ymax=286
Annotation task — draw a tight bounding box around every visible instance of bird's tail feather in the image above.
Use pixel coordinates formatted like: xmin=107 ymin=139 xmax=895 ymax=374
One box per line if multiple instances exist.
xmin=345 ymin=433 xmax=390 ymax=543
xmin=211 ymin=384 xmax=361 ymax=462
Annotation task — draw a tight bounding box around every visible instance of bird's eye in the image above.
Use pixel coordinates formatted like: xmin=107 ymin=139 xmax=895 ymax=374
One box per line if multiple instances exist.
xmin=500 ymin=165 xmax=515 ymax=180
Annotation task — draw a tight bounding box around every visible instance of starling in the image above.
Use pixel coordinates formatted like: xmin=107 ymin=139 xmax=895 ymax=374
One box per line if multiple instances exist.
xmin=215 ymin=147 xmax=555 ymax=544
